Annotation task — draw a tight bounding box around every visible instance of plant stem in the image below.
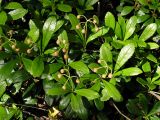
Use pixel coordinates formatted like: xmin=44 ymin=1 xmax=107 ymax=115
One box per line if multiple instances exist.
xmin=112 ymin=102 xmax=131 ymax=120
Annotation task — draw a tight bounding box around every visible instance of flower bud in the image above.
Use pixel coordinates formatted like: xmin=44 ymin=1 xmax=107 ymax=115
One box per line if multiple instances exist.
xmin=53 ymin=51 xmax=59 ymax=57
xmin=27 ymin=49 xmax=32 ymax=54
xmin=76 ymin=79 xmax=80 ymax=84
xmin=77 ymin=15 xmax=81 ymax=19
xmin=62 ymin=48 xmax=67 ymax=53
xmin=60 ymin=69 xmax=65 ymax=74
xmin=62 ymin=85 xmax=66 ymax=90
xmin=97 ymin=59 xmax=101 ymax=63
xmin=102 ymin=74 xmax=106 ymax=78
xmin=93 ymin=68 xmax=98 ymax=72
xmin=64 ymin=54 xmax=69 ymax=60
xmin=82 ymin=29 xmax=86 ymax=34
xmin=76 ymin=24 xmax=80 ymax=29
xmin=56 ymin=39 xmax=61 ymax=45
xmin=108 ymin=73 xmax=113 ymax=78
xmin=15 ymin=48 xmax=20 ymax=52
xmin=58 ymin=73 xmax=62 ymax=79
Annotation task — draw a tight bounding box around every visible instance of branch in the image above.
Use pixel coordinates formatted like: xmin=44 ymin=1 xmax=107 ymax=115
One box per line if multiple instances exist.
xmin=111 ymin=102 xmax=131 ymax=120
xmin=149 ymin=91 xmax=160 ymax=101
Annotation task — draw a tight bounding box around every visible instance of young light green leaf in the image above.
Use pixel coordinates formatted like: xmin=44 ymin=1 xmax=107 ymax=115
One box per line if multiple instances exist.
xmin=124 ymin=16 xmax=137 ymax=40
xmin=100 ymin=43 xmax=112 ymax=65
xmin=57 ymin=4 xmax=72 ymax=12
xmin=147 ymin=54 xmax=157 ymax=63
xmin=137 ymin=0 xmax=148 ymax=5
xmin=114 ymin=67 xmax=143 ymax=76
xmin=152 ymin=66 xmax=160 ymax=82
xmin=139 ymin=23 xmax=157 ymax=41
xmin=85 ymin=0 xmax=98 ymax=6
xmin=47 ymin=87 xmax=68 ymax=95
xmin=87 ymin=27 xmax=109 ymax=44
xmin=148 ymin=101 xmax=160 ymax=116
xmin=31 ymin=56 xmax=44 ymax=77
xmin=0 ymin=11 xmax=7 ymax=25
xmin=75 ymin=89 xmax=99 ymax=100
xmin=105 ymin=12 xmax=115 ymax=30
xmin=115 ymin=22 xmax=123 ymax=39
xmin=118 ymin=16 xmax=126 ymax=38
xmin=121 ymin=6 xmax=134 ymax=16
xmin=147 ymin=42 xmax=159 ymax=49
xmin=5 ymin=2 xmax=23 ymax=9
xmin=114 ymin=43 xmax=135 ymax=71
xmin=101 ymin=80 xmax=123 ymax=102
xmin=142 ymin=61 xmax=151 ymax=72
xmin=28 ymin=20 xmax=39 ymax=42
xmin=8 ymin=8 xmax=28 ymax=20
xmin=69 ymin=61 xmax=89 ymax=75
xmin=42 ymin=16 xmax=57 ymax=51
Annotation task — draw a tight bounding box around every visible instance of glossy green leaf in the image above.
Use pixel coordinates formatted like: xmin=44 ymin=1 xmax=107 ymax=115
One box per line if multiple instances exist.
xmin=114 ymin=43 xmax=135 ymax=71
xmin=57 ymin=4 xmax=72 ymax=12
xmin=148 ymin=101 xmax=160 ymax=116
xmin=115 ymin=22 xmax=123 ymax=39
xmin=152 ymin=66 xmax=160 ymax=82
xmin=22 ymin=58 xmax=32 ymax=74
xmin=101 ymin=80 xmax=123 ymax=102
xmin=114 ymin=67 xmax=143 ymax=76
xmin=100 ymin=43 xmax=112 ymax=65
xmin=87 ymin=27 xmax=109 ymax=44
xmin=142 ymin=61 xmax=151 ymax=72
xmin=59 ymin=94 xmax=71 ymax=110
xmin=42 ymin=16 xmax=57 ymax=51
xmin=147 ymin=42 xmax=159 ymax=49
xmin=121 ymin=6 xmax=134 ymax=16
xmin=139 ymin=23 xmax=157 ymax=41
xmin=0 ymin=60 xmax=17 ymax=80
xmin=5 ymin=2 xmax=23 ymax=9
xmin=47 ymin=87 xmax=68 ymax=96
xmin=0 ymin=11 xmax=7 ymax=25
xmin=0 ymin=81 xmax=7 ymax=97
xmin=124 ymin=16 xmax=137 ymax=40
xmin=71 ymin=94 xmax=88 ymax=120
xmin=28 ymin=20 xmax=39 ymax=42
xmin=137 ymin=15 xmax=150 ymax=23
xmin=105 ymin=12 xmax=115 ymax=30
xmin=69 ymin=61 xmax=89 ymax=75
xmin=118 ymin=16 xmax=126 ymax=38
xmin=85 ymin=0 xmax=98 ymax=6
xmin=94 ymin=98 xmax=104 ymax=110
xmin=8 ymin=8 xmax=28 ymax=20
xmin=31 ymin=56 xmax=44 ymax=77
xmin=137 ymin=0 xmax=148 ymax=5
xmin=75 ymin=89 xmax=99 ymax=100
xmin=147 ymin=54 xmax=157 ymax=63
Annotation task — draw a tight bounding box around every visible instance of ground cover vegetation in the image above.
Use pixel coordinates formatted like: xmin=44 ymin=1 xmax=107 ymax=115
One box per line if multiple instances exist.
xmin=0 ymin=0 xmax=160 ymax=119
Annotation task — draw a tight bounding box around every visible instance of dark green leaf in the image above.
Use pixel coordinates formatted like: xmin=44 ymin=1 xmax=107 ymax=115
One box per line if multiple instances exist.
xmin=148 ymin=101 xmax=160 ymax=116
xmin=114 ymin=43 xmax=135 ymax=71
xmin=42 ymin=16 xmax=57 ymax=51
xmin=75 ymin=89 xmax=99 ymax=100
xmin=59 ymin=94 xmax=71 ymax=110
xmin=57 ymin=4 xmax=72 ymax=12
xmin=101 ymin=80 xmax=123 ymax=102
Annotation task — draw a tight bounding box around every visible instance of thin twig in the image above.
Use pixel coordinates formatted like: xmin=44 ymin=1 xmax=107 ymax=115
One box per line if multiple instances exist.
xmin=149 ymin=91 xmax=160 ymax=101
xmin=4 ymin=103 xmax=48 ymax=112
xmin=112 ymin=102 xmax=131 ymax=120
xmin=23 ymin=110 xmax=40 ymax=119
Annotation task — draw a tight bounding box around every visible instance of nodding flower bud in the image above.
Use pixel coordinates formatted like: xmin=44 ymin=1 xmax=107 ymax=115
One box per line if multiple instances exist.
xmin=82 ymin=29 xmax=86 ymax=34
xmin=62 ymin=85 xmax=66 ymax=90
xmin=11 ymin=44 xmax=16 ymax=49
xmin=95 ymin=26 xmax=99 ymax=32
xmin=15 ymin=48 xmax=20 ymax=52
xmin=64 ymin=54 xmax=69 ymax=60
xmin=62 ymin=48 xmax=67 ymax=53
xmin=58 ymin=73 xmax=62 ymax=79
xmin=93 ymin=68 xmax=98 ymax=72
xmin=102 ymin=74 xmax=106 ymax=78
xmin=97 ymin=59 xmax=101 ymax=63
xmin=60 ymin=69 xmax=65 ymax=74
xmin=77 ymin=15 xmax=81 ymax=19
xmin=108 ymin=73 xmax=113 ymax=78
xmin=56 ymin=39 xmax=61 ymax=45
xmin=93 ymin=19 xmax=97 ymax=24
xmin=76 ymin=24 xmax=80 ymax=29
xmin=53 ymin=51 xmax=59 ymax=57
xmin=76 ymin=79 xmax=80 ymax=84
xmin=27 ymin=49 xmax=32 ymax=54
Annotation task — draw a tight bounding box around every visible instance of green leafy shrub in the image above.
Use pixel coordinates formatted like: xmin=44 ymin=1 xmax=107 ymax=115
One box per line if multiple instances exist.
xmin=0 ymin=0 xmax=160 ymax=119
